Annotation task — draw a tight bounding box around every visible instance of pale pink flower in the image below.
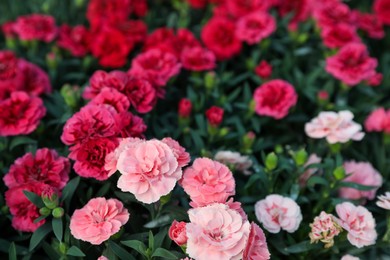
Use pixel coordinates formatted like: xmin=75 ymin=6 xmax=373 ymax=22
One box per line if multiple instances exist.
xmin=186 ymin=203 xmax=250 ymax=260
xmin=339 ymin=161 xmax=382 ymax=201
xmin=214 ymin=150 xmax=253 ymax=175
xmin=255 ymin=194 xmax=302 ymax=233
xmin=161 ymin=137 xmax=191 ymax=168
xmin=226 ymin=198 xmax=248 ymax=221
xmin=341 ymin=255 xmax=360 ymax=260
xmin=335 ymin=202 xmax=377 ymax=248
xmin=180 ymin=158 xmax=235 ymax=207
xmin=169 ymin=220 xmax=188 ymax=246
xmin=97 ymin=256 xmax=109 ymax=260
xmin=70 ymin=198 xmax=129 ymax=245
xmin=305 ymin=111 xmax=365 ymax=144
xmin=299 ymin=154 xmax=322 ymax=187
xmin=309 ymin=211 xmax=342 ymax=248
xmin=376 ymin=192 xmax=390 ymax=210
xmin=243 ymin=222 xmax=271 ymax=260
xmin=116 ymin=139 xmax=182 ymax=204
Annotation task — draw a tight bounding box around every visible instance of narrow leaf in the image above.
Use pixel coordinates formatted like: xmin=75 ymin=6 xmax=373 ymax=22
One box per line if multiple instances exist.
xmin=9 ymin=137 xmax=36 ymax=151
xmin=151 ymin=248 xmax=178 ymax=259
xmin=8 ymin=243 xmax=16 ymax=260
xmin=52 ymin=217 xmax=63 ymax=242
xmin=29 ymin=222 xmax=52 ymax=251
xmin=121 ymin=240 xmax=147 ymax=256
xmin=109 ymin=241 xmax=136 ymax=260
xmin=23 ymin=190 xmax=44 ymax=208
xmin=66 ymin=246 xmax=85 ymax=257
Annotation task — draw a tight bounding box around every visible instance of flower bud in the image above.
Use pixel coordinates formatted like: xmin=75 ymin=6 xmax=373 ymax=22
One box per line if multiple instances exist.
xmin=60 ymin=84 xmax=80 ymax=108
xmin=39 ymin=207 xmax=51 ymax=216
xmin=169 ymin=220 xmax=188 ymax=246
xmin=178 ymin=98 xmax=192 ymax=118
xmin=265 ymin=152 xmax=278 ymax=171
xmin=59 ymin=242 xmax=67 ymax=254
xmin=52 ymin=207 xmax=64 ymax=218
xmin=333 ymin=166 xmax=345 ymax=180
xmin=204 ymin=71 xmax=216 ymax=90
xmin=41 ymin=187 xmax=59 ymax=209
xmin=293 ymin=149 xmax=308 ymax=166
xmin=254 ymin=60 xmax=272 ymax=79
xmin=206 ymin=106 xmax=224 ymax=127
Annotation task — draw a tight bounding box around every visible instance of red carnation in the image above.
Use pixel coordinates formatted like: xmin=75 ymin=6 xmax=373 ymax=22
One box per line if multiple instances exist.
xmin=354 ymin=11 xmax=384 ymax=39
xmin=325 ymin=43 xmax=377 ymax=86
xmin=83 ymin=70 xmax=129 ymax=99
xmin=13 ymin=14 xmax=57 ymax=42
xmin=236 ymin=12 xmax=276 ymax=45
xmin=0 ymin=91 xmax=46 ymax=136
xmin=87 ymin=0 xmax=132 ymax=28
xmin=116 ymin=20 xmax=147 ymax=44
xmin=255 ymin=60 xmax=272 ymax=79
xmin=313 ymin=2 xmax=353 ymax=29
xmin=18 ymin=59 xmax=51 ymax=96
xmin=115 ymin=111 xmax=147 ymax=138
xmin=0 ymin=50 xmax=17 ymax=80
xmin=188 ymin=0 xmax=208 ymax=9
xmin=3 ymin=148 xmax=70 ymax=190
xmin=57 ymin=25 xmax=91 ymax=57
xmin=226 ymin=0 xmax=271 ymax=18
xmin=90 ymin=87 xmax=130 ymax=113
xmin=374 ymin=0 xmax=390 ymax=25
xmin=124 ymin=77 xmax=157 ymax=113
xmin=201 ymin=17 xmax=242 ymax=61
xmin=253 ymin=79 xmax=297 ymax=119
xmin=206 ymin=106 xmax=224 ymax=126
xmin=178 ymin=98 xmax=192 ymax=118
xmin=320 ymin=23 xmax=360 ymax=49
xmin=276 ymin=0 xmax=311 ymax=30
xmin=181 ymin=46 xmax=216 ymax=71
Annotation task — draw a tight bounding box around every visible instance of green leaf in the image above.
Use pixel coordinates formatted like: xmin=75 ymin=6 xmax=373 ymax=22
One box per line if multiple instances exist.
xmin=154 ymin=228 xmax=167 ymax=250
xmin=52 ymin=217 xmax=63 ymax=242
xmin=109 ymin=241 xmax=136 ymax=260
xmin=66 ymin=246 xmax=85 ymax=257
xmin=284 ymin=240 xmax=319 ymax=253
xmin=151 ymin=248 xmax=178 ymax=259
xmin=34 ymin=215 xmax=48 ymax=223
xmin=144 ymin=215 xmax=171 ymax=229
xmin=307 ymin=176 xmax=329 ymax=188
xmin=9 ymin=137 xmax=37 ymax=151
xmin=29 ymin=222 xmax=52 ymax=251
xmin=121 ymin=240 xmax=147 ymax=257
xmin=96 ymin=182 xmax=111 ymax=197
xmin=8 ymin=242 xmax=16 ymax=260
xmin=61 ymin=177 xmax=80 ymax=208
xmin=339 ymin=181 xmax=377 ymax=191
xmin=42 ymin=242 xmax=61 ymax=260
xmin=149 ymin=231 xmax=154 ymax=252
xmin=23 ymin=190 xmax=44 ymax=208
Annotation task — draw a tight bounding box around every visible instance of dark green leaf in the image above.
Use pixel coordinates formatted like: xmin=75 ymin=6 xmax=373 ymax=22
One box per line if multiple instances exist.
xmin=52 ymin=217 xmax=63 ymax=242
xmin=284 ymin=240 xmax=319 ymax=253
xmin=8 ymin=243 xmax=16 ymax=260
xmin=96 ymin=182 xmax=111 ymax=197
xmin=29 ymin=222 xmax=52 ymax=251
xmin=144 ymin=215 xmax=171 ymax=229
xmin=339 ymin=182 xmax=377 ymax=191
xmin=66 ymin=246 xmax=85 ymax=257
xmin=121 ymin=240 xmax=147 ymax=257
xmin=9 ymin=137 xmax=37 ymax=151
xmin=23 ymin=190 xmax=44 ymax=209
xmin=307 ymin=176 xmax=329 ymax=188
xmin=61 ymin=177 xmax=80 ymax=209
xmin=42 ymin=242 xmax=61 ymax=260
xmin=109 ymin=241 xmax=136 ymax=260
xmin=151 ymin=248 xmax=178 ymax=259
xmin=34 ymin=215 xmax=48 ymax=223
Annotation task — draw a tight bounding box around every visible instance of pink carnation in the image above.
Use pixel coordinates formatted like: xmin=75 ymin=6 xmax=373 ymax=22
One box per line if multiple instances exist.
xmin=335 ymin=202 xmax=377 ymax=248
xmin=243 ymin=222 xmax=271 ymax=260
xmin=161 ymin=137 xmax=191 ymax=168
xmin=376 ymin=192 xmax=390 ymax=210
xmin=325 ymin=43 xmax=377 ymax=86
xmin=123 ymin=77 xmax=156 ymax=113
xmin=83 ymin=70 xmax=129 ymax=99
xmin=70 ymin=197 xmax=129 ymax=245
xmin=299 ymin=154 xmax=322 ymax=187
xmin=116 ymin=139 xmax=182 ymax=203
xmin=0 ymin=91 xmax=46 ymax=136
xmin=186 ymin=203 xmax=250 ymax=260
xmin=13 ymin=14 xmax=57 ymax=42
xmin=253 ymin=79 xmax=297 ymax=119
xmin=305 ymin=111 xmax=365 ymax=144
xmin=180 ymin=158 xmax=235 ymax=207
xmin=320 ymin=23 xmax=360 ymax=49
xmin=236 ymin=12 xmax=276 ymax=45
xmin=341 ymin=255 xmax=360 ymax=260
xmin=255 ymin=194 xmax=302 ymax=233
xmin=364 ymin=108 xmax=390 ymax=133
xmin=180 ymin=46 xmax=216 ymax=71
xmin=339 ymin=161 xmax=383 ymax=201
xmin=57 ymin=25 xmax=91 ymax=57
xmin=169 ymin=220 xmax=188 ymax=246
xmin=309 ymin=211 xmax=342 ymax=248
xmin=90 ymin=87 xmax=130 ymax=113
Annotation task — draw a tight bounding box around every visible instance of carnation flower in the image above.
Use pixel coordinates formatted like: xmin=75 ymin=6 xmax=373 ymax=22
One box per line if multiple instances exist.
xmin=115 ymin=111 xmax=147 ymax=138
xmin=325 ymin=43 xmax=377 ymax=86
xmin=0 ymin=91 xmax=46 ymax=136
xmin=18 ymin=59 xmax=51 ymax=96
xmin=339 ymin=161 xmax=382 ymax=201
xmin=3 ymin=148 xmax=70 ymax=190
xmin=90 ymin=87 xmax=130 ymax=113
xmin=236 ymin=12 xmax=276 ymax=45
xmin=0 ymin=50 xmax=17 ymax=80
xmin=243 ymin=222 xmax=271 ymax=260
xmin=254 ymin=60 xmax=272 ymax=79
xmin=364 ymin=108 xmax=390 ymax=133
xmin=214 ymin=150 xmax=253 ymax=175
xmin=116 ymin=139 xmax=183 ymax=203
xmin=226 ymin=0 xmax=271 ymax=18
xmin=367 ymin=72 xmax=383 ymax=87
xmin=70 ymin=197 xmax=129 ymax=245
xmin=180 ymin=158 xmax=235 ymax=207
xmin=123 ymin=77 xmax=156 ymax=113
xmin=335 ymin=202 xmax=377 ymax=248
xmin=305 ymin=111 xmax=365 ymax=144
xmin=201 ymin=17 xmax=242 ymax=61
xmin=376 ymin=192 xmax=390 ymax=210
xmin=178 ymin=98 xmax=192 ymax=118
xmin=276 ymin=0 xmax=311 ymax=30
xmin=116 ymin=20 xmax=148 ymax=45
xmin=57 ymin=25 xmax=91 ymax=57
xmin=205 ymin=106 xmax=224 ymax=126
xmin=313 ymin=1 xmax=353 ymax=28
xmin=309 ymin=211 xmax=342 ymax=248
xmin=13 ymin=14 xmax=57 ymax=42
xmin=354 ymin=11 xmax=384 ymax=39
xmin=161 ymin=137 xmax=191 ymax=168
xmin=253 ymin=79 xmax=297 ymax=119
xmin=86 ymin=0 xmax=132 ymax=28
xmin=374 ymin=0 xmax=390 ymax=25
xmin=320 ymin=23 xmax=360 ymax=49
xmin=186 ymin=203 xmax=250 ymax=260
xmin=341 ymin=255 xmax=360 ymax=260
xmin=255 ymin=194 xmax=302 ymax=233
xmin=169 ymin=220 xmax=188 ymax=246
xmin=180 ymin=46 xmax=216 ymax=71
xmin=83 ymin=70 xmax=129 ymax=99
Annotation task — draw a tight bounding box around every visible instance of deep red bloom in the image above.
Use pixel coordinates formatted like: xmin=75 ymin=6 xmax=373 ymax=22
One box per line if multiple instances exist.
xmin=325 ymin=43 xmax=377 ymax=86
xmin=255 ymin=60 xmax=272 ymax=79
xmin=321 ymin=23 xmax=360 ymax=49
xmin=374 ymin=0 xmax=390 ymax=25
xmin=188 ymin=0 xmax=208 ymax=9
xmin=236 ymin=12 xmax=276 ymax=45
xmin=253 ymin=79 xmax=297 ymax=119
xmin=276 ymin=0 xmax=312 ymax=30
xmin=354 ymin=11 xmax=384 ymax=39
xmin=18 ymin=59 xmax=51 ymax=96
xmin=90 ymin=87 xmax=130 ymax=113
xmin=1 ymin=21 xmax=17 ymax=38
xmin=181 ymin=47 xmax=216 ymax=71
xmin=87 ymin=0 xmax=132 ymax=28
xmin=5 ymin=182 xmax=52 ymax=232
xmin=0 ymin=50 xmax=17 ymax=80
xmin=367 ymin=72 xmax=383 ymax=87
xmin=226 ymin=0 xmax=271 ymax=18
xmin=178 ymin=98 xmax=192 ymax=118
xmin=143 ymin=28 xmax=176 ymax=55
xmin=206 ymin=106 xmax=224 ymax=126
xmin=116 ymin=20 xmax=147 ymax=44
xmin=129 ymin=49 xmax=181 ymax=87
xmin=13 ymin=14 xmax=57 ymax=42
xmin=115 ymin=111 xmax=147 ymax=138
xmin=57 ymin=25 xmax=91 ymax=57
xmin=0 ymin=91 xmax=46 ymax=136
xmin=3 ymin=148 xmax=70 ymax=190
xmin=83 ymin=70 xmax=129 ymax=99
xmin=201 ymin=17 xmax=242 ymax=61
xmin=313 ymin=2 xmax=353 ymax=28
xmin=90 ymin=26 xmax=133 ymax=68
xmin=124 ymin=77 xmax=157 ymax=113
xmin=132 ymin=0 xmax=149 ymax=17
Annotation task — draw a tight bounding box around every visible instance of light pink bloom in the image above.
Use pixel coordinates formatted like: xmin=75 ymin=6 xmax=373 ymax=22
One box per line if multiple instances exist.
xmin=161 ymin=137 xmax=191 ymax=168
xmin=339 ymin=161 xmax=382 ymax=201
xmin=97 ymin=256 xmax=109 ymax=260
xmin=243 ymin=222 xmax=271 ymax=260
xmin=305 ymin=111 xmax=365 ymax=144
xmin=214 ymin=150 xmax=253 ymax=175
xmin=376 ymin=192 xmax=390 ymax=210
xmin=226 ymin=198 xmax=248 ymax=221
xmin=180 ymin=158 xmax=235 ymax=207
xmin=335 ymin=202 xmax=377 ymax=248
xmin=169 ymin=220 xmax=188 ymax=246
xmin=186 ymin=203 xmax=250 ymax=260
xmin=341 ymin=255 xmax=360 ymax=260
xmin=255 ymin=194 xmax=302 ymax=233
xmin=117 ymin=139 xmax=182 ymax=204
xmin=309 ymin=211 xmax=342 ymax=248
xmin=299 ymin=154 xmax=322 ymax=187
xmin=70 ymin=198 xmax=129 ymax=245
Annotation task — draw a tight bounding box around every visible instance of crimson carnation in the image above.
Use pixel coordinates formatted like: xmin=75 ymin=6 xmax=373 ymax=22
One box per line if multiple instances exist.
xmin=206 ymin=106 xmax=224 ymax=126
xmin=374 ymin=0 xmax=390 ymax=25
xmin=83 ymin=70 xmax=129 ymax=99
xmin=181 ymin=47 xmax=216 ymax=71
xmin=0 ymin=91 xmax=46 ymax=136
xmin=116 ymin=20 xmax=147 ymax=44
xmin=325 ymin=43 xmax=377 ymax=86
xmin=86 ymin=0 xmax=132 ymax=28
xmin=0 ymin=50 xmax=17 ymax=80
xmin=320 ymin=23 xmax=360 ymax=49
xmin=354 ymin=11 xmax=384 ymax=39
xmin=90 ymin=87 xmax=130 ymax=113
xmin=178 ymin=98 xmax=192 ymax=118
xmin=255 ymin=60 xmax=272 ymax=79
xmin=226 ymin=0 xmax=271 ymax=18
xmin=236 ymin=12 xmax=276 ymax=45
xmin=3 ymin=148 xmax=70 ymax=190
xmin=253 ymin=79 xmax=297 ymax=119
xmin=201 ymin=17 xmax=242 ymax=61
xmin=57 ymin=25 xmax=91 ymax=57
xmin=115 ymin=111 xmax=147 ymax=138
xmin=313 ymin=2 xmax=353 ymax=29
xmin=123 ymin=77 xmax=157 ymax=113
xmin=18 ymin=59 xmax=52 ymax=96
xmin=13 ymin=14 xmax=57 ymax=42
xmin=276 ymin=0 xmax=311 ymax=30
